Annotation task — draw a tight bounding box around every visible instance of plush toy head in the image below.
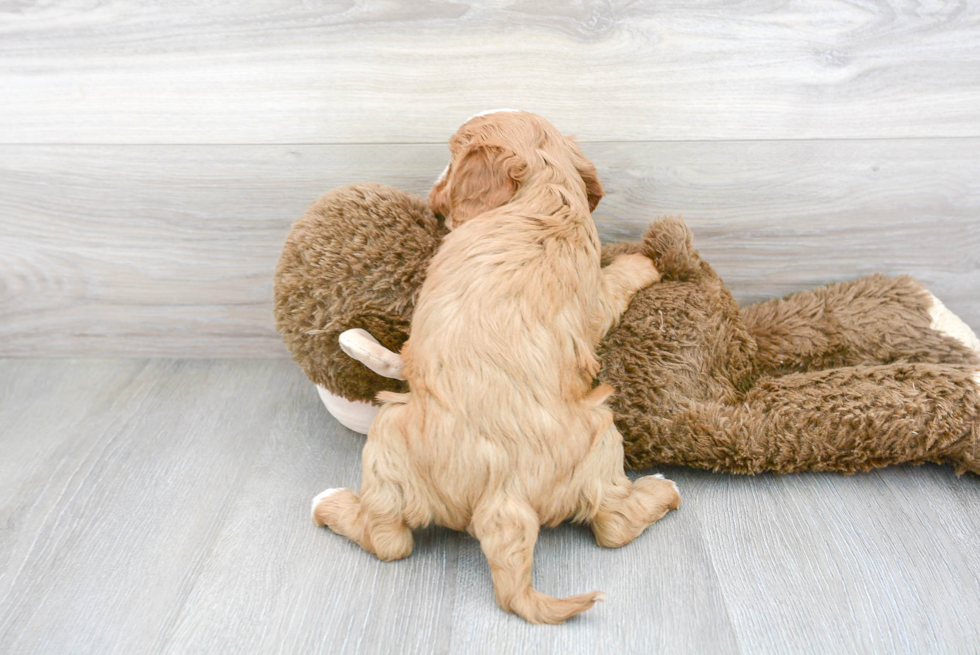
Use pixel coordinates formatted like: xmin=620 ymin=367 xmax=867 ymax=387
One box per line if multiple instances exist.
xmin=274 ymin=183 xmax=446 ymax=409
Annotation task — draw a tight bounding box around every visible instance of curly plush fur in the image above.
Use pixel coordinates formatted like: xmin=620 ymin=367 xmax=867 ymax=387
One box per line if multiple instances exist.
xmin=599 ymin=218 xmax=980 ymax=474
xmin=274 ymin=185 xmax=980 ymax=475
xmin=274 ymin=184 xmax=445 ymax=399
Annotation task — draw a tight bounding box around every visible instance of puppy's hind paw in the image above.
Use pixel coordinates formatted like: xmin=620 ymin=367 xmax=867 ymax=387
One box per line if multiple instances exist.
xmin=638 ymin=474 xmax=681 ymax=511
xmin=311 ymin=487 xmax=344 ymax=525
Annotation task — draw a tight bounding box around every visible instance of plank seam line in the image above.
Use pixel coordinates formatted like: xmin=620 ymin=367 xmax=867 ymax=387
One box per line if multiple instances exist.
xmin=3 ymin=135 xmax=980 ymax=147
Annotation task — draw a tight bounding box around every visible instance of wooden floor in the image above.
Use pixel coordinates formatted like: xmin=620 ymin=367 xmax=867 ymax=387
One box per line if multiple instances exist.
xmin=1 ymin=358 xmax=979 ymax=655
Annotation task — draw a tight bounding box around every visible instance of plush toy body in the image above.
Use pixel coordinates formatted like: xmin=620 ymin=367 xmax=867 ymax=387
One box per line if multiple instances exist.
xmin=275 ymin=184 xmax=980 ymax=475
xmin=601 ymin=220 xmax=980 ymax=474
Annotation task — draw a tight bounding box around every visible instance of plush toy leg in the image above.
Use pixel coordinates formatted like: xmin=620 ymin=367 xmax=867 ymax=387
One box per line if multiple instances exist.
xmin=670 ymin=363 xmax=980 ymax=475
xmin=741 ymin=275 xmax=980 ymax=377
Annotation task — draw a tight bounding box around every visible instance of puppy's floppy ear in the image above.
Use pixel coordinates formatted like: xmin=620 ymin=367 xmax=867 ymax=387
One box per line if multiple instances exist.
xmin=578 ymin=159 xmax=603 ymax=213
xmin=428 ymin=169 xmax=452 ymax=221
xmin=568 ymin=140 xmax=603 ymax=212
xmin=446 ymin=143 xmax=527 ymax=225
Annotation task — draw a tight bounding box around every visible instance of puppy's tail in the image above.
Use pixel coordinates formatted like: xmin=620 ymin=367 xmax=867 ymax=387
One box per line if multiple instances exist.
xmin=472 ymin=496 xmax=604 ymax=624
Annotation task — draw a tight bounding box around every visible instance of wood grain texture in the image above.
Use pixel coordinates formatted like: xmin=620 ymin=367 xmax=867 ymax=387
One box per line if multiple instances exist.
xmin=1 ymin=139 xmax=977 ymax=357
xmin=1 ymin=358 xmax=978 ymax=654
xmin=0 ymin=360 xmax=286 ymax=654
xmin=694 ymin=469 xmax=980 ymax=653
xmin=2 ymin=1 xmax=980 ymax=144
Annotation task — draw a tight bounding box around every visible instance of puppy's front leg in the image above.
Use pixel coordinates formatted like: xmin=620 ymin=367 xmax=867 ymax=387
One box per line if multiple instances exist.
xmin=592 ymin=254 xmax=660 ymax=340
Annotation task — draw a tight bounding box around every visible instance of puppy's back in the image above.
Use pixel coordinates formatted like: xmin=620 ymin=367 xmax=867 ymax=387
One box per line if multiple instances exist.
xmin=405 ymin=206 xmax=601 ymax=415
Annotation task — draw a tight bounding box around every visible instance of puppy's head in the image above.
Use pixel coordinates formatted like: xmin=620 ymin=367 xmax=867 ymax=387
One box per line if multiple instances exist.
xmin=429 ymin=110 xmax=603 ymax=229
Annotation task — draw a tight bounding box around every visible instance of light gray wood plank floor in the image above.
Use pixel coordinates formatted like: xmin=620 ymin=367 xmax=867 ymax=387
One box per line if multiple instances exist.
xmin=2 ymin=358 xmax=978 ymax=654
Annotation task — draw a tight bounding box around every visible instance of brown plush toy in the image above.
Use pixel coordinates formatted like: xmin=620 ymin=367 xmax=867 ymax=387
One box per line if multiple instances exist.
xmin=275 ymin=184 xmax=980 ymax=475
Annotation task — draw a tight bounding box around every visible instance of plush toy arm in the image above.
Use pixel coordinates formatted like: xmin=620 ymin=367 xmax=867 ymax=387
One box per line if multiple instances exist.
xmin=592 ymin=254 xmax=661 ymax=341
xmin=741 ymin=275 xmax=980 ymax=377
xmin=338 ymin=329 xmax=406 ymax=381
xmin=314 ymin=329 xmax=406 ymax=435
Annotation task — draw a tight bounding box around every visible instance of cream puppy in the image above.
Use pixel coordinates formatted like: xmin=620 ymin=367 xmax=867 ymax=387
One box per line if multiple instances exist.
xmin=313 ymin=111 xmax=679 ymax=624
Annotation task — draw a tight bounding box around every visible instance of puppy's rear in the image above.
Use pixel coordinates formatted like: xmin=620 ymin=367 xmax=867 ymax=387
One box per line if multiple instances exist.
xmin=313 ymin=111 xmax=679 ymax=623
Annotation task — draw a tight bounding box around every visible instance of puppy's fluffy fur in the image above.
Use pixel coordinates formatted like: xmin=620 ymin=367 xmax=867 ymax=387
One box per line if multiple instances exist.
xmin=312 ymin=111 xmax=680 ymax=623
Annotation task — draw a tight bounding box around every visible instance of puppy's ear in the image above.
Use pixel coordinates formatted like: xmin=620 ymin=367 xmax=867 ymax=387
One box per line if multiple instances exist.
xmin=447 ymin=144 xmax=526 ymax=225
xmin=428 ymin=168 xmax=452 ymax=221
xmin=568 ymin=140 xmax=603 ymax=212
xmin=578 ymin=158 xmax=603 ymax=213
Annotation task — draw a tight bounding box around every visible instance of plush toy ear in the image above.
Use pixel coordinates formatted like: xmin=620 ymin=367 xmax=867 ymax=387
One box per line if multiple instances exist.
xmin=445 ymin=144 xmax=527 ymax=226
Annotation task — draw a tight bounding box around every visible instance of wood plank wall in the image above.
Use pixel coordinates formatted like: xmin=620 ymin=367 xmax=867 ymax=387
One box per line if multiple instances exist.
xmin=1 ymin=1 xmax=978 ymax=356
